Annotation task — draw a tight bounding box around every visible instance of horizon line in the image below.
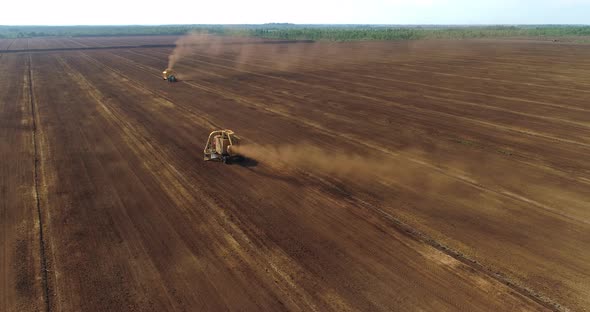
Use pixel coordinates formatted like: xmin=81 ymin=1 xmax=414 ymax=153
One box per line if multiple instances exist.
xmin=1 ymin=23 xmax=589 ymax=27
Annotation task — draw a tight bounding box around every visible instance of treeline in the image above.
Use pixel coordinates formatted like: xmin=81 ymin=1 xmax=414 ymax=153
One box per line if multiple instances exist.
xmin=249 ymin=25 xmax=590 ymax=41
xmin=0 ymin=25 xmax=200 ymax=38
xmin=1 ymin=25 xmax=589 ymax=40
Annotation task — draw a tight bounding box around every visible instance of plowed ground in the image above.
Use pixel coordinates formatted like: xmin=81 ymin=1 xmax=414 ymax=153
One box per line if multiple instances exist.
xmin=1 ymin=36 xmax=589 ymax=312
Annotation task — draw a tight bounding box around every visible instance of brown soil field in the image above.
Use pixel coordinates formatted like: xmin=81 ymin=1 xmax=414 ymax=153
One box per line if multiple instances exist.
xmin=1 ymin=36 xmax=589 ymax=312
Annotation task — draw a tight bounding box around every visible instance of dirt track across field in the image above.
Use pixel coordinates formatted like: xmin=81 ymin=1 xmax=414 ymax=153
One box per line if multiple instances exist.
xmin=1 ymin=36 xmax=589 ymax=312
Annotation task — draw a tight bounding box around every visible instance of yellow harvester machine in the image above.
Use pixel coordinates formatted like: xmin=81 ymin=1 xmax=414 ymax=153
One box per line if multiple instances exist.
xmin=162 ymin=69 xmax=178 ymax=82
xmin=203 ymin=130 xmax=242 ymax=164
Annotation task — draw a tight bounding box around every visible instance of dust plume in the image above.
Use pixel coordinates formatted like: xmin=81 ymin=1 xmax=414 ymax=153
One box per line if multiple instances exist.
xmin=234 ymin=144 xmax=376 ymax=178
xmin=165 ymin=34 xmax=463 ymax=81
xmin=165 ymin=32 xmax=376 ymax=75
xmin=232 ymin=144 xmax=447 ymax=191
xmin=167 ymin=32 xmax=223 ymax=70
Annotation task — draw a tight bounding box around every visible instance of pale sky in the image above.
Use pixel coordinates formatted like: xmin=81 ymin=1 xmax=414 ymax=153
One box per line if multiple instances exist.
xmin=3 ymin=0 xmax=590 ymax=25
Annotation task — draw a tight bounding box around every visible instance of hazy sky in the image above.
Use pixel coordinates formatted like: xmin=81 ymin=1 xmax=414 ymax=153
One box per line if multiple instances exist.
xmin=3 ymin=0 xmax=590 ymax=25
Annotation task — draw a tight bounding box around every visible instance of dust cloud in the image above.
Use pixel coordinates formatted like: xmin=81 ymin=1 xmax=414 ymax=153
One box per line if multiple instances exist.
xmin=234 ymin=144 xmax=376 ymax=178
xmin=232 ymin=143 xmax=447 ymax=191
xmin=165 ymin=32 xmax=380 ymax=75
xmin=165 ymin=32 xmax=467 ymax=78
xmin=167 ymin=32 xmax=224 ymax=70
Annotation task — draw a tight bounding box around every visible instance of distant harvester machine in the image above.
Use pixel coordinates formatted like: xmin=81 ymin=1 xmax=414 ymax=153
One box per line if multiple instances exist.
xmin=203 ymin=130 xmax=242 ymax=164
xmin=162 ymin=69 xmax=178 ymax=82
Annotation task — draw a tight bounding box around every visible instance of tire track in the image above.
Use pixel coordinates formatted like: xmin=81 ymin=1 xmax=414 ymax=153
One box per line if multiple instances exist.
xmin=378 ymin=55 xmax=586 ymax=79
xmin=0 ymin=38 xmax=15 ymax=62
xmin=27 ymin=54 xmax=50 ymax=312
xmin=63 ymin=38 xmax=89 ymax=48
xmin=393 ymin=64 xmax=590 ymax=94
xmin=212 ymin=46 xmax=590 ymax=92
xmin=138 ymin=47 xmax=590 ymax=134
xmin=78 ymin=52 xmax=220 ymax=130
xmin=57 ymin=53 xmax=343 ymax=312
xmin=105 ymin=50 xmax=590 ymax=227
xmin=78 ymin=50 xmax=565 ymax=312
xmin=19 ymin=39 xmax=589 ymax=310
xmin=119 ymin=50 xmax=590 ymax=175
xmin=46 ymin=54 xmax=188 ymax=311
xmin=78 ymin=51 xmax=590 ymax=185
xmin=56 ymin=55 xmax=236 ymax=311
xmin=397 ymin=63 xmax=590 ymax=90
xmin=133 ymin=49 xmax=590 ymax=148
xmin=203 ymin=44 xmax=590 ymax=89
xmin=0 ymin=44 xmax=176 ymax=54
xmin=422 ymin=95 xmax=590 ymax=128
xmin=402 ymin=60 xmax=582 ymax=81
xmin=7 ymin=38 xmax=16 ymax=50
xmin=348 ymin=196 xmax=564 ymax=312
xmin=416 ymin=52 xmax=590 ymax=70
xmin=172 ymin=49 xmax=590 ymax=114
